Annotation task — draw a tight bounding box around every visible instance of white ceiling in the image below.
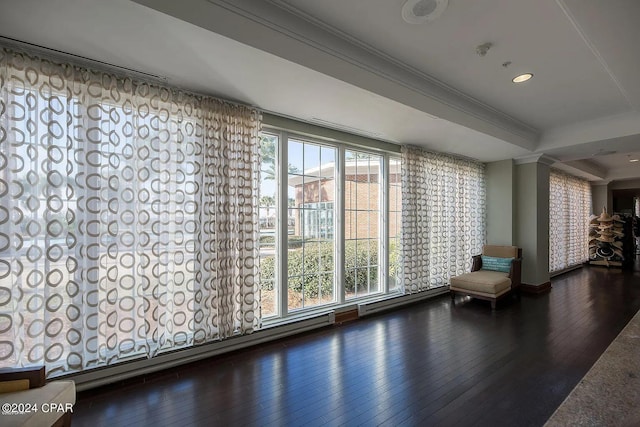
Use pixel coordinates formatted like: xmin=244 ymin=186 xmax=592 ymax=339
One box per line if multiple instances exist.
xmin=270 ymin=0 xmax=630 ymax=129
xmin=1 ymin=0 xmax=639 ymax=183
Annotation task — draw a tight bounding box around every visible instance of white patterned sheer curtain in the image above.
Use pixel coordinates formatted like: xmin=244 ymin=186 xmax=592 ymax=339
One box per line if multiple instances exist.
xmin=0 ymin=48 xmax=261 ymax=377
xmin=549 ymin=169 xmax=591 ymax=273
xmin=400 ymin=146 xmax=486 ymax=293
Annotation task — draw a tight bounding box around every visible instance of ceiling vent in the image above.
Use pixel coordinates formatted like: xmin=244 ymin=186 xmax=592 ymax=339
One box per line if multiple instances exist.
xmin=402 ymin=0 xmax=448 ymax=24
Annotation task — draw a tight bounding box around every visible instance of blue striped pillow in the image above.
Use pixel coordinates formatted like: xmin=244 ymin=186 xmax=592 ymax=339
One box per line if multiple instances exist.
xmin=481 ymin=255 xmax=513 ymax=273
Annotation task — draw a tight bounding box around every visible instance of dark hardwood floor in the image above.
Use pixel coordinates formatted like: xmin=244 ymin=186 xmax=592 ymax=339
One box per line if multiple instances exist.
xmin=74 ymin=261 xmax=640 ymax=427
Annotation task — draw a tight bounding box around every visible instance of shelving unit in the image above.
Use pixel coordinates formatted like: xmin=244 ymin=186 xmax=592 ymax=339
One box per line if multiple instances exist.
xmin=589 ymin=209 xmax=625 ymax=268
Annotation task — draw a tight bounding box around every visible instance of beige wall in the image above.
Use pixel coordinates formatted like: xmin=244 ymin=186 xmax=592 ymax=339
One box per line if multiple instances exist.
xmin=514 ymin=162 xmax=551 ymax=287
xmin=486 ymin=159 xmax=515 ymax=245
xmin=591 ymin=183 xmax=608 ymax=215
xmin=485 ymin=159 xmax=551 ymax=287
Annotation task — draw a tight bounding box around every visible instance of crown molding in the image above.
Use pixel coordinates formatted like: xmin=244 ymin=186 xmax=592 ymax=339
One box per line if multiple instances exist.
xmin=514 ymin=154 xmax=557 ymax=166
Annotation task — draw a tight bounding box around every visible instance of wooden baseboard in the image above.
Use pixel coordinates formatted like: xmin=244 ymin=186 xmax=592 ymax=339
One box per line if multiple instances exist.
xmin=520 ymin=282 xmax=551 ymax=294
xmin=334 ymin=309 xmax=359 ymax=324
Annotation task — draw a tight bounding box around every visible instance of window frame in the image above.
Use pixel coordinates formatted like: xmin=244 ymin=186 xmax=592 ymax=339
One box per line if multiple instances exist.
xmin=259 ymin=126 xmax=402 ymax=322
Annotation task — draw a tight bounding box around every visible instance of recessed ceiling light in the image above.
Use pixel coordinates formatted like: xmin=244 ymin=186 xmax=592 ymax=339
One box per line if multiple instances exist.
xmin=512 ymin=73 xmax=533 ymax=83
xmin=630 ymin=159 xmax=639 ymax=163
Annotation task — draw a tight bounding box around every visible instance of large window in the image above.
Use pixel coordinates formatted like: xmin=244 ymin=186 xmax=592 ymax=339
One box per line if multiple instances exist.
xmin=549 ymin=170 xmax=591 ymax=273
xmin=2 ymin=46 xmax=491 ymax=377
xmin=287 ymin=139 xmax=337 ymax=311
xmin=258 ymin=134 xmax=280 ymax=317
xmin=258 ymin=131 xmax=402 ymax=318
xmin=344 ymin=151 xmax=382 ymax=299
xmin=0 ymin=48 xmax=261 ymax=376
xmin=400 ymin=146 xmax=486 ymax=292
xmin=388 ymin=158 xmax=402 ymax=291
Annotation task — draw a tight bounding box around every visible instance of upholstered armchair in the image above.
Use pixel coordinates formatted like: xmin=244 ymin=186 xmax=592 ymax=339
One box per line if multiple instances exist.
xmin=0 ymin=366 xmax=75 ymax=427
xmin=450 ymin=245 xmax=522 ymax=310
